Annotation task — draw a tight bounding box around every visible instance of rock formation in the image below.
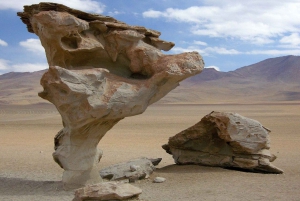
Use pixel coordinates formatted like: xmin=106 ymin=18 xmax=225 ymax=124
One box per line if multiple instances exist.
xmin=73 ymin=181 xmax=142 ymax=201
xmin=163 ymin=111 xmax=283 ymax=173
xmin=100 ymin=157 xmax=161 ymax=182
xmin=17 ymin=3 xmax=204 ymax=189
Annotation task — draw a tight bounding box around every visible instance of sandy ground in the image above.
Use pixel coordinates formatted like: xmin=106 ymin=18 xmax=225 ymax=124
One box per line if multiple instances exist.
xmin=0 ymin=103 xmax=300 ymax=201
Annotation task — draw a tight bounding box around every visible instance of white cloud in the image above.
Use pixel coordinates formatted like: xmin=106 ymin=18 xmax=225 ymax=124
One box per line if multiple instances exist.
xmin=193 ymin=40 xmax=207 ymax=46
xmin=205 ymin=65 xmax=220 ymax=71
xmin=19 ymin=38 xmax=44 ymax=54
xmin=205 ymin=47 xmax=241 ymax=55
xmin=0 ymin=58 xmax=47 ymax=72
xmin=143 ymin=9 xmax=164 ymax=18
xmin=247 ymin=49 xmax=300 ymax=55
xmin=0 ymin=59 xmax=9 ymax=70
xmin=172 ymin=46 xmax=241 ymax=56
xmin=0 ymin=0 xmax=105 ymax=13
xmin=280 ymin=33 xmax=300 ymax=47
xmin=108 ymin=10 xmax=124 ymax=16
xmin=172 ymin=47 xmax=205 ymax=55
xmin=143 ymin=1 xmax=300 ymax=45
xmin=173 ymin=45 xmax=300 ymax=56
xmin=0 ymin=39 xmax=8 ymax=46
xmin=11 ymin=63 xmax=48 ymax=72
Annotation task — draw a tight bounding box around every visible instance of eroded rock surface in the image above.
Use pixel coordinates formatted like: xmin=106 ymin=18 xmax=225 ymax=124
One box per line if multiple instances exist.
xmin=100 ymin=157 xmax=161 ymax=182
xmin=17 ymin=3 xmax=204 ymax=189
xmin=163 ymin=111 xmax=283 ymax=173
xmin=73 ymin=181 xmax=142 ymax=201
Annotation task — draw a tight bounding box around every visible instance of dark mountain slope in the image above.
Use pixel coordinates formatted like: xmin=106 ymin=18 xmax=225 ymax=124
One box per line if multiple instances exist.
xmin=233 ymin=55 xmax=300 ymax=82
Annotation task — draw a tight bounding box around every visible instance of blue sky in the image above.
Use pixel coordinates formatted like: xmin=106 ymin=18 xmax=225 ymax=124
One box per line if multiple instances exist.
xmin=0 ymin=0 xmax=300 ymax=74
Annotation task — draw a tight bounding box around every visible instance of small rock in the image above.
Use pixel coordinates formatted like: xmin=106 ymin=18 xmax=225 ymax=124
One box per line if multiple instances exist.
xmin=100 ymin=157 xmax=159 ymax=181
xmin=73 ymin=181 xmax=142 ymax=201
xmin=153 ymin=177 xmax=166 ymax=183
xmin=149 ymin=158 xmax=162 ymax=166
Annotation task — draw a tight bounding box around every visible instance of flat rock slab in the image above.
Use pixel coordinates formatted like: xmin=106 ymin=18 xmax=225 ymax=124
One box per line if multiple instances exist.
xmin=163 ymin=111 xmax=283 ymax=174
xmin=73 ymin=181 xmax=142 ymax=201
xmin=100 ymin=157 xmax=161 ymax=182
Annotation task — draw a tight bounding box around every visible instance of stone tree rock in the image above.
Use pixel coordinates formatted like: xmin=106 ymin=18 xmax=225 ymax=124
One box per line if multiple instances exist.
xmin=163 ymin=111 xmax=283 ymax=173
xmin=17 ymin=3 xmax=204 ymax=189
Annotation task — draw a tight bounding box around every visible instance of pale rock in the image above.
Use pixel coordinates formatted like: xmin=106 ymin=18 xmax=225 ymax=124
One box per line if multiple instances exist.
xmin=17 ymin=3 xmax=204 ymax=189
xmin=162 ymin=111 xmax=283 ymax=173
xmin=153 ymin=177 xmax=166 ymax=183
xmin=73 ymin=181 xmax=142 ymax=201
xmin=100 ymin=157 xmax=160 ymax=182
xmin=130 ymin=165 xmax=141 ymax=172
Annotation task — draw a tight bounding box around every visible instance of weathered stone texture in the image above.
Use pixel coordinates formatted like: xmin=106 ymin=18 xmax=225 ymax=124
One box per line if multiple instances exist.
xmin=100 ymin=157 xmax=161 ymax=182
xmin=163 ymin=111 xmax=283 ymax=173
xmin=73 ymin=181 xmax=142 ymax=201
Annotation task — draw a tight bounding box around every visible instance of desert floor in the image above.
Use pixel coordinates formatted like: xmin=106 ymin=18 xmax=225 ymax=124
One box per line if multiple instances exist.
xmin=0 ymin=103 xmax=299 ymax=201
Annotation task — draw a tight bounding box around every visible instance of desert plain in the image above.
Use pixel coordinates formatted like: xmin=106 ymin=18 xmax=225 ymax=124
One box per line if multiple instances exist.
xmin=0 ymin=102 xmax=299 ymax=201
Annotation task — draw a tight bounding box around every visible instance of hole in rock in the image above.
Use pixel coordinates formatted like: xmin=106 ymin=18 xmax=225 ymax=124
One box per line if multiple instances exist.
xmin=61 ymin=35 xmax=80 ymax=49
xmin=130 ymin=73 xmax=149 ymax=80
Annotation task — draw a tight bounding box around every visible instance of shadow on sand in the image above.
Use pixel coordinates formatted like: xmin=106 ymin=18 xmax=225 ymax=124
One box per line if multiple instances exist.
xmin=0 ymin=177 xmax=72 ymax=196
xmin=157 ymin=164 xmax=266 ymax=174
xmin=156 ymin=164 xmax=228 ymax=174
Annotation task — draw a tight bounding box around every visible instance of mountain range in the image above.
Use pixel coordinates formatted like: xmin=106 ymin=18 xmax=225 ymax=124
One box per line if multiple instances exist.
xmin=0 ymin=55 xmax=299 ymax=105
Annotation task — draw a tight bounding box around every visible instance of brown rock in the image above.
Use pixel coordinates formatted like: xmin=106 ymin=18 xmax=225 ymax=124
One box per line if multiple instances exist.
xmin=163 ymin=111 xmax=283 ymax=173
xmin=17 ymin=3 xmax=204 ymax=189
xmin=73 ymin=182 xmax=142 ymax=201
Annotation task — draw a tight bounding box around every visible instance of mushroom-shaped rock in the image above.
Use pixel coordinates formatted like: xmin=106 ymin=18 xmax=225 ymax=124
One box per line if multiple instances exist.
xmin=162 ymin=111 xmax=283 ymax=174
xmin=17 ymin=3 xmax=204 ymax=189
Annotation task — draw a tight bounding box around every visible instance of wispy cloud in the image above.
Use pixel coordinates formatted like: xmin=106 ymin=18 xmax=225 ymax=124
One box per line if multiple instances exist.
xmin=0 ymin=0 xmax=105 ymax=13
xmin=0 ymin=39 xmax=8 ymax=46
xmin=247 ymin=49 xmax=300 ymax=55
xmin=143 ymin=1 xmax=300 ymax=45
xmin=108 ymin=10 xmax=124 ymax=16
xmin=172 ymin=46 xmax=241 ymax=56
xmin=0 ymin=58 xmax=48 ymax=72
xmin=280 ymin=33 xmax=300 ymax=48
xmin=11 ymin=63 xmax=48 ymax=72
xmin=206 ymin=65 xmax=220 ymax=71
xmin=173 ymin=45 xmax=300 ymax=56
xmin=0 ymin=59 xmax=9 ymax=70
xmin=193 ymin=40 xmax=207 ymax=46
xmin=19 ymin=38 xmax=44 ymax=54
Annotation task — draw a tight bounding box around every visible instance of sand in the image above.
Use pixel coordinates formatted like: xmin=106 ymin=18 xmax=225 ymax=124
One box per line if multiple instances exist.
xmin=0 ymin=103 xmax=300 ymax=201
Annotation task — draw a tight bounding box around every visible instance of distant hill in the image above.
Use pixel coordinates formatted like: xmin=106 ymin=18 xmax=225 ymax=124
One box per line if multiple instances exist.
xmin=234 ymin=55 xmax=300 ymax=82
xmin=0 ymin=55 xmax=299 ymax=105
xmin=160 ymin=55 xmax=300 ymax=103
xmin=0 ymin=70 xmax=47 ymax=105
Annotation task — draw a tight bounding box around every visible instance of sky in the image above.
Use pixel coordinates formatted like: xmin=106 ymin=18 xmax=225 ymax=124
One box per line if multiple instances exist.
xmin=0 ymin=0 xmax=300 ymax=74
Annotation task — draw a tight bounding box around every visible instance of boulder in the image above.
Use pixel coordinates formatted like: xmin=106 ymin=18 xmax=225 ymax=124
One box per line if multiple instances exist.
xmin=73 ymin=181 xmax=142 ymax=201
xmin=163 ymin=111 xmax=283 ymax=173
xmin=17 ymin=3 xmax=204 ymax=189
xmin=100 ymin=157 xmax=161 ymax=182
